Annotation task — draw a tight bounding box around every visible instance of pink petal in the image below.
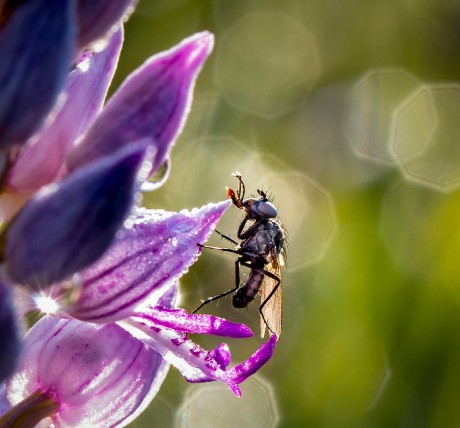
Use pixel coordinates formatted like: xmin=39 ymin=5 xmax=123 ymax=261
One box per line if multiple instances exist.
xmin=7 ymin=316 xmax=169 ymax=428
xmin=136 ymin=306 xmax=253 ymax=338
xmin=7 ymin=28 xmax=123 ymax=193
xmin=134 ymin=305 xmax=253 ymax=338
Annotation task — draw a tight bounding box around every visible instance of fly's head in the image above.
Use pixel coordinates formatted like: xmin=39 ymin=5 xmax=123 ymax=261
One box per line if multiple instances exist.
xmin=227 ymin=172 xmax=278 ymax=220
xmin=243 ymin=190 xmax=278 ymax=220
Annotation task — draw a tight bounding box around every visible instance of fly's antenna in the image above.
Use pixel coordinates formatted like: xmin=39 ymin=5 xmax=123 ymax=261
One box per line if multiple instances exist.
xmin=232 ymin=171 xmax=245 ymax=200
xmin=257 ymin=189 xmax=267 ymax=199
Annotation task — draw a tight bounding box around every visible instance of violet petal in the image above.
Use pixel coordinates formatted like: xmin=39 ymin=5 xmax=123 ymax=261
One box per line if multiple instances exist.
xmin=4 ymin=143 xmax=149 ymax=289
xmin=7 ymin=317 xmax=168 ymax=428
xmin=0 ymin=282 xmax=22 ymax=382
xmin=6 ymin=28 xmax=124 ymax=193
xmin=121 ymin=316 xmax=242 ymax=396
xmin=123 ymin=319 xmax=276 ymax=397
xmin=210 ymin=344 xmax=232 ymax=370
xmin=227 ymin=335 xmax=277 ymax=385
xmin=76 ymin=0 xmax=135 ymax=48
xmin=0 ymin=0 xmax=75 ymax=149
xmin=66 ymin=31 xmax=214 ymax=175
xmin=68 ymin=200 xmax=230 ymax=323
xmin=135 ymin=305 xmax=253 ymax=338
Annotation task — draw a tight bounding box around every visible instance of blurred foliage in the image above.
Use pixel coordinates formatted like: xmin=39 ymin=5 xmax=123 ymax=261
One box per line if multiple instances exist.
xmin=121 ymin=0 xmax=460 ymax=427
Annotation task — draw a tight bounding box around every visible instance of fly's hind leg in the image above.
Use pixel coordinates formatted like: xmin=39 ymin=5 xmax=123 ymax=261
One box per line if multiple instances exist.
xmin=193 ymin=258 xmax=243 ymax=314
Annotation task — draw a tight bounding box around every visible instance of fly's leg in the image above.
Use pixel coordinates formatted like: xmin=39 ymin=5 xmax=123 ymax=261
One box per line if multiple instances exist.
xmin=196 ymin=243 xmax=240 ymax=255
xmin=259 ymin=270 xmax=281 ymax=337
xmin=193 ymin=259 xmax=242 ymax=313
xmin=214 ymin=230 xmax=239 ymax=245
xmin=227 ymin=172 xmax=246 ymax=207
xmin=232 ymin=171 xmax=245 ymax=200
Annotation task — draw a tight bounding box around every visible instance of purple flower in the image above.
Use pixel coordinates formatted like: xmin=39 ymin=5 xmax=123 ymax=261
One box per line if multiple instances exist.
xmin=1 ymin=29 xmax=215 ymax=290
xmin=64 ymin=200 xmax=276 ymax=397
xmin=3 ymin=316 xmax=169 ymax=428
xmin=0 ymin=201 xmax=277 ymax=424
xmin=0 ymin=5 xmax=279 ymax=425
xmin=124 ymin=307 xmax=277 ymax=397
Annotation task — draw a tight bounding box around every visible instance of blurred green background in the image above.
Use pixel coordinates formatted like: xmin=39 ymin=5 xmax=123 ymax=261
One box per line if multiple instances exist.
xmin=117 ymin=1 xmax=460 ymax=427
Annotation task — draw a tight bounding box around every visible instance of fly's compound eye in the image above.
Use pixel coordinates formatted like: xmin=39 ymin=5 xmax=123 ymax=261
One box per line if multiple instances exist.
xmin=257 ymin=200 xmax=278 ymax=218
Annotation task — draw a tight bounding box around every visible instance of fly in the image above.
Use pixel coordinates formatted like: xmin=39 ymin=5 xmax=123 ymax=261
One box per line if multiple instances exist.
xmin=194 ymin=172 xmax=287 ymax=340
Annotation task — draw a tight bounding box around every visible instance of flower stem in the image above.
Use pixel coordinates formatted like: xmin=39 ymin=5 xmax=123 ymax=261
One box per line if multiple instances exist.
xmin=0 ymin=389 xmax=59 ymax=428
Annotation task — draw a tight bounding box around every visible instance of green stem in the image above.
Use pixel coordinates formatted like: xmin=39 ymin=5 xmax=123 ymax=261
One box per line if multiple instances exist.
xmin=0 ymin=389 xmax=59 ymax=428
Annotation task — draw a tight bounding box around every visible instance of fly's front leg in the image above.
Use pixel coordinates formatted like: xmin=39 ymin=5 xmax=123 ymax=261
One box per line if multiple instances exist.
xmin=238 ymin=219 xmax=263 ymax=240
xmin=232 ymin=171 xmax=245 ymax=200
xmin=215 ymin=230 xmax=239 ymax=245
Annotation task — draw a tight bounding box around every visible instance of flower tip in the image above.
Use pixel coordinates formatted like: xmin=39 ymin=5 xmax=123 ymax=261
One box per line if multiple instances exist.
xmin=175 ymin=31 xmax=214 ymax=72
xmin=193 ymin=31 xmax=214 ymax=53
xmin=238 ymin=324 xmax=254 ymax=338
xmin=231 ymin=385 xmax=242 ymax=397
xmin=214 ymin=199 xmax=232 ymax=213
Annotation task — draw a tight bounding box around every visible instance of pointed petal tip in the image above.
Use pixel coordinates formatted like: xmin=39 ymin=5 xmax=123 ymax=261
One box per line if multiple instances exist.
xmin=168 ymin=31 xmax=214 ymax=74
xmin=190 ymin=31 xmax=214 ymax=54
xmin=208 ymin=199 xmax=232 ymax=216
xmin=231 ymin=385 xmax=242 ymax=397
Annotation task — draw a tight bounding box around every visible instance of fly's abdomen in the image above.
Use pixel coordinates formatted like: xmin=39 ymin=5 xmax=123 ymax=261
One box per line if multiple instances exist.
xmin=233 ymin=270 xmax=264 ymax=308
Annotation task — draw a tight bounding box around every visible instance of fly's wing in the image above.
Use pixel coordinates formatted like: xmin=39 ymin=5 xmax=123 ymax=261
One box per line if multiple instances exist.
xmin=259 ymin=255 xmax=282 ymax=340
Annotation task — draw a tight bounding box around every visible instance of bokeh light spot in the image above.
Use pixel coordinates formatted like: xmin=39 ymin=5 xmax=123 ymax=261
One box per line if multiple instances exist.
xmin=215 ymin=13 xmax=320 ymax=117
xmin=392 ymin=84 xmax=460 ymax=192
xmin=345 ymin=69 xmax=421 ymax=164
xmin=176 ymin=375 xmax=279 ymax=428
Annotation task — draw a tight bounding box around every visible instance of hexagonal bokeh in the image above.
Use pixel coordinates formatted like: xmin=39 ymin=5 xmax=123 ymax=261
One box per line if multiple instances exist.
xmin=392 ymin=84 xmax=460 ymax=192
xmin=176 ymin=375 xmax=279 ymax=428
xmin=215 ymin=13 xmax=320 ymax=117
xmin=157 ymin=137 xmax=336 ymax=272
xmin=345 ymin=69 xmax=421 ymax=164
